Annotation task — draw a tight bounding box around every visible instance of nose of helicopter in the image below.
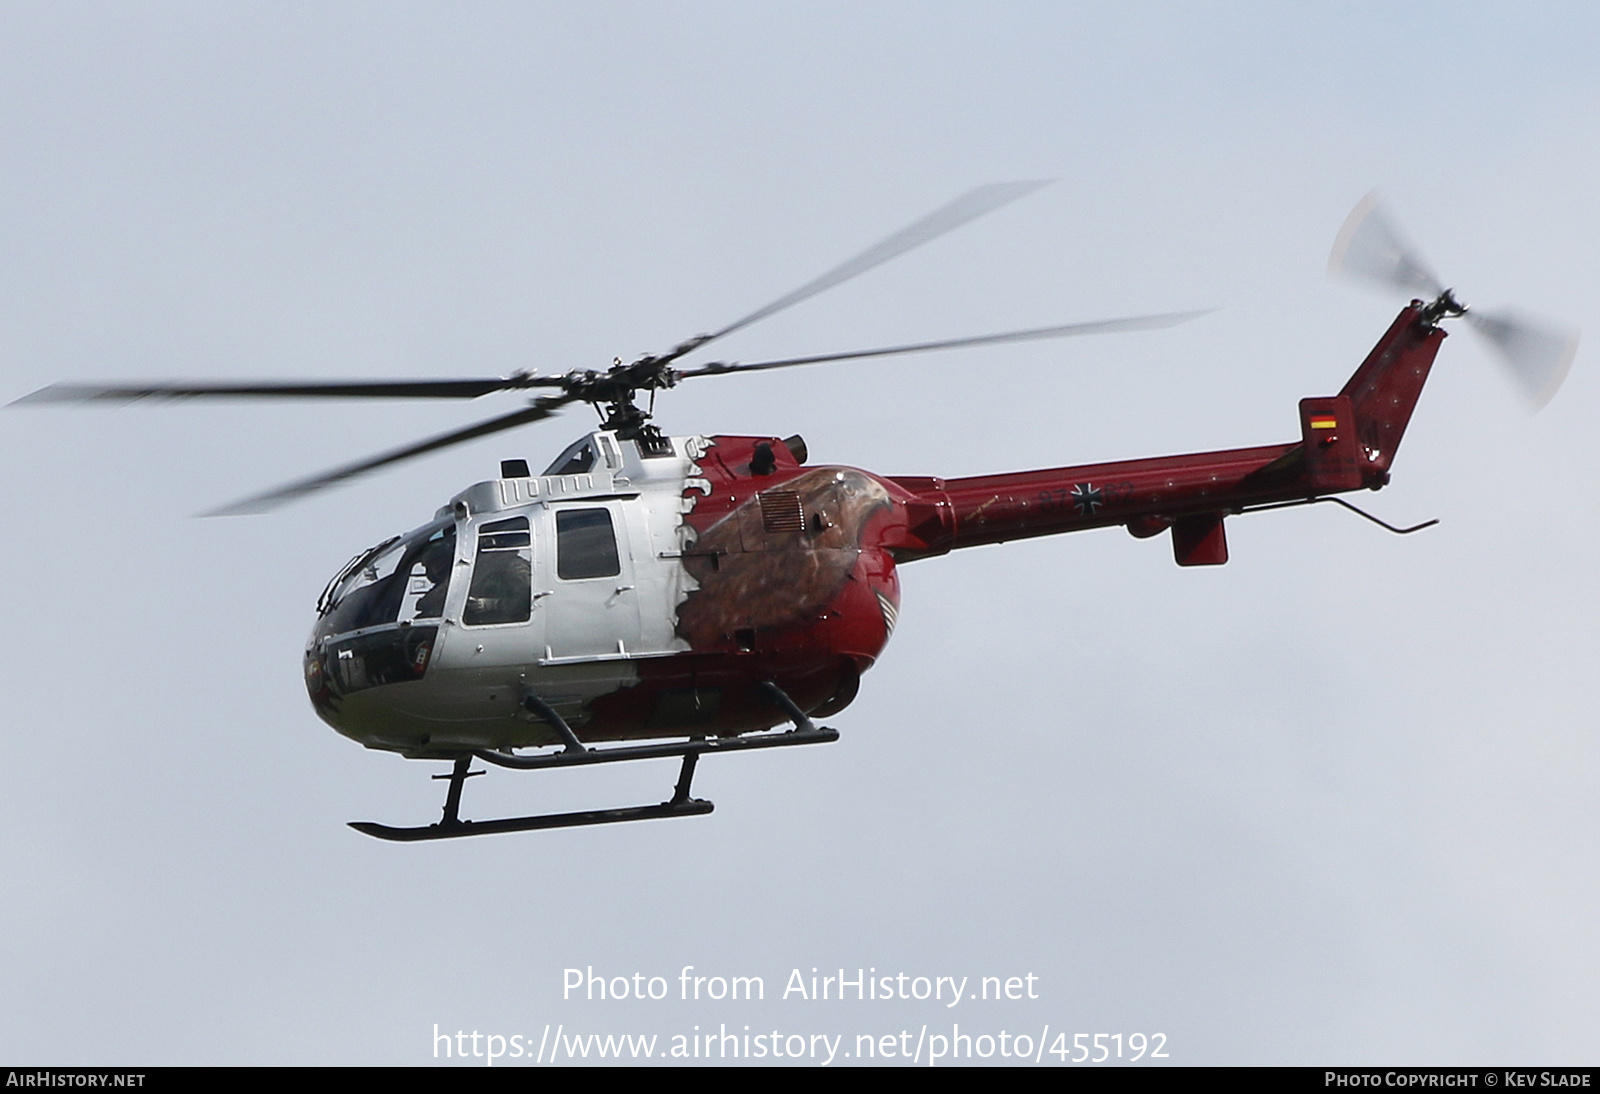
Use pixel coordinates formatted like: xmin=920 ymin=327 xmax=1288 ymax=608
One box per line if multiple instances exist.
xmin=305 ymin=619 xmax=439 ymax=714
xmin=303 ymin=518 xmax=455 ymax=737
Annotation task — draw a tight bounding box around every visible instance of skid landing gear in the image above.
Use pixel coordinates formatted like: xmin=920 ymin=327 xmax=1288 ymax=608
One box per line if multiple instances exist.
xmin=349 ymin=682 xmax=837 ymax=842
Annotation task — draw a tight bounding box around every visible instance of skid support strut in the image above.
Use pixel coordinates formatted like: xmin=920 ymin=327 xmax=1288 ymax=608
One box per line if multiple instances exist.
xmin=348 ymin=681 xmax=836 ymax=841
xmin=436 ymin=756 xmax=481 ymax=825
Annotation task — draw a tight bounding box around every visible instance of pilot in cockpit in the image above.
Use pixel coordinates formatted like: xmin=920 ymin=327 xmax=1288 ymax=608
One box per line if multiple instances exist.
xmin=411 ymin=535 xmax=456 ymax=619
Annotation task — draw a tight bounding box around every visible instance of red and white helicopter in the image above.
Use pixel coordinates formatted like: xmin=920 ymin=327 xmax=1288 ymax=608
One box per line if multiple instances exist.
xmin=15 ymin=186 xmax=1577 ymax=840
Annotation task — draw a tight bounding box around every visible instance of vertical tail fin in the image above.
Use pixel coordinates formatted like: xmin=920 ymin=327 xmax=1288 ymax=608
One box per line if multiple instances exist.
xmin=1308 ymin=302 xmax=1448 ymax=491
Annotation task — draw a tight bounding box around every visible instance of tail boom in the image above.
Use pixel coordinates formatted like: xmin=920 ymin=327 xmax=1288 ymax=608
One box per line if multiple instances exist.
xmin=883 ymin=302 xmax=1447 ymax=566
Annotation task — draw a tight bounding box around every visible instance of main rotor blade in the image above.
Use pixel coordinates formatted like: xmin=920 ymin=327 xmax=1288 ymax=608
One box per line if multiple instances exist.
xmin=10 ymin=375 xmax=561 ymax=406
xmin=1328 ymin=192 xmax=1444 ymax=298
xmin=675 ymin=310 xmax=1210 ymax=378
xmin=1466 ymin=308 xmax=1580 ymax=410
xmin=662 ymin=181 xmax=1053 ymax=364
xmin=203 ymin=396 xmax=574 ymax=516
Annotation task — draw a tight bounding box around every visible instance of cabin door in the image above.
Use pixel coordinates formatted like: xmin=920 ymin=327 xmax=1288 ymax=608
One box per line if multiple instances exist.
xmin=537 ymin=501 xmax=642 ymax=663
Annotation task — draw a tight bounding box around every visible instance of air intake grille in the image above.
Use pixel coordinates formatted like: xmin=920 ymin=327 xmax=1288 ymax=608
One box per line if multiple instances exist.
xmin=759 ymin=490 xmax=805 ymax=533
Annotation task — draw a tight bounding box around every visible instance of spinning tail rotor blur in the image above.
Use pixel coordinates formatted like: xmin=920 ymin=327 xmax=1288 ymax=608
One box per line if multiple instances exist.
xmin=1328 ymin=192 xmax=1578 ymax=409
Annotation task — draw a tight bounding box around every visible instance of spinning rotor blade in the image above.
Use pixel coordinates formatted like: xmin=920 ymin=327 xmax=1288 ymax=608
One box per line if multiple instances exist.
xmin=1328 ymin=192 xmax=1444 ymax=298
xmin=1329 ymin=193 xmax=1581 ymax=411
xmin=660 ymin=181 xmax=1054 ymax=364
xmin=10 ymin=375 xmax=557 ymax=406
xmin=1466 ymin=308 xmax=1579 ymax=410
xmin=203 ymin=396 xmax=575 ymax=516
xmin=17 ymin=183 xmax=1057 ymax=407
xmin=676 ymin=310 xmax=1209 ymax=378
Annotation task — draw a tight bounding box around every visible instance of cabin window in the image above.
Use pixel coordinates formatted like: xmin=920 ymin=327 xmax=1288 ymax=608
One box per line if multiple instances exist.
xmin=556 ymin=508 xmax=621 ymax=580
xmin=463 ymin=516 xmax=532 ymax=625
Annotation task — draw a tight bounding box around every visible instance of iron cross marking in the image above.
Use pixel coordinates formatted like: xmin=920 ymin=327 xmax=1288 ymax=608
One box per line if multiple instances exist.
xmin=1071 ymin=482 xmax=1103 ymax=515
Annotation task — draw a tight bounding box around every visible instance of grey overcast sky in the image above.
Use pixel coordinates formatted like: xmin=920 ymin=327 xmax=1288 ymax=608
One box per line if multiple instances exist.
xmin=3 ymin=1 xmax=1599 ymax=1066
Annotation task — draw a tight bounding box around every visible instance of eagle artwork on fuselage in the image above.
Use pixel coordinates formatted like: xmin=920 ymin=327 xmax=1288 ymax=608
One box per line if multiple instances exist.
xmin=305 ymin=429 xmax=916 ymax=760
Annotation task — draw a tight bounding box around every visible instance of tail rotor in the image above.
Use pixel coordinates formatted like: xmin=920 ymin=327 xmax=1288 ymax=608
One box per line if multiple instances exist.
xmin=1329 ymin=193 xmax=1578 ymax=410
xmin=1328 ymin=192 xmax=1445 ymax=299
xmin=1463 ymin=307 xmax=1579 ymax=410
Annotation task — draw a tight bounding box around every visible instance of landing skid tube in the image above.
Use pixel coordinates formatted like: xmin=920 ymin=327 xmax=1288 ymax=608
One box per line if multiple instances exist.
xmin=349 ymin=684 xmax=837 ymax=842
xmin=348 ymin=788 xmax=716 ymax=842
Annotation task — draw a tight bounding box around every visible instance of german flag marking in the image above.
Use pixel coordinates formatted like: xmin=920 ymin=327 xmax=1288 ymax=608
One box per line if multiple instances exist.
xmin=1309 ymin=416 xmax=1338 ymax=429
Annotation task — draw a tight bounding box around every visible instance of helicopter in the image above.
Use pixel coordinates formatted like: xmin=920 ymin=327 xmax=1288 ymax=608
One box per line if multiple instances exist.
xmin=13 ymin=185 xmax=1578 ymax=841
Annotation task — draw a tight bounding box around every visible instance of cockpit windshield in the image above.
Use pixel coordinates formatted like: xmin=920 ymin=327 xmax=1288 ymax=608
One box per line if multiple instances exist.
xmin=318 ymin=518 xmax=457 ymax=635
